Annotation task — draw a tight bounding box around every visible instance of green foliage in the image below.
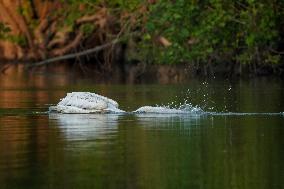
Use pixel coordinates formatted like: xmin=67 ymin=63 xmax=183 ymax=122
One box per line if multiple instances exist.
xmin=1 ymin=0 xmax=282 ymax=68
xmin=106 ymin=0 xmax=141 ymax=11
xmin=8 ymin=35 xmax=27 ymax=46
xmin=80 ymin=23 xmax=95 ymax=35
xmin=0 ymin=22 xmax=27 ymax=46
xmin=0 ymin=22 xmax=11 ymax=36
xmin=138 ymin=0 xmax=283 ymax=66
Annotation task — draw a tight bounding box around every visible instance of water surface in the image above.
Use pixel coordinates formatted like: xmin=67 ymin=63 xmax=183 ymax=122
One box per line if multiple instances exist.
xmin=0 ymin=72 xmax=283 ymax=189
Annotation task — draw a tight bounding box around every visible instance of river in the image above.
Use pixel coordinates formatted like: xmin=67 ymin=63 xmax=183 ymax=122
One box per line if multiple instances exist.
xmin=0 ymin=71 xmax=283 ymax=189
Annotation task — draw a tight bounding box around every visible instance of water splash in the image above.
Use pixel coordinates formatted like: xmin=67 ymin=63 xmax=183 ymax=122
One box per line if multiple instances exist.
xmin=133 ymin=101 xmax=203 ymax=114
xmin=178 ymin=81 xmax=218 ymax=112
xmin=49 ymin=92 xmax=284 ymax=116
xmin=133 ymin=104 xmax=283 ymax=116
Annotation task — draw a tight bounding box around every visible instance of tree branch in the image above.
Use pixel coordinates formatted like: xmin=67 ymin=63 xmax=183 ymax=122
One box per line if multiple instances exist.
xmin=76 ymin=15 xmax=98 ymax=25
xmin=50 ymin=31 xmax=83 ymax=56
xmin=27 ymin=38 xmax=120 ymax=67
xmin=270 ymin=48 xmax=284 ymax=55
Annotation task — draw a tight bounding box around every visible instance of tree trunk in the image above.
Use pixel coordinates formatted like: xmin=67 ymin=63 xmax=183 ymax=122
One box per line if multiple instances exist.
xmin=0 ymin=0 xmax=115 ymax=63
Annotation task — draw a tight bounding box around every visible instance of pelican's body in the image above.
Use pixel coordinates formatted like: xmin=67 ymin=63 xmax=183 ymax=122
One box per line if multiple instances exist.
xmin=49 ymin=92 xmax=203 ymax=114
xmin=49 ymin=92 xmax=124 ymax=113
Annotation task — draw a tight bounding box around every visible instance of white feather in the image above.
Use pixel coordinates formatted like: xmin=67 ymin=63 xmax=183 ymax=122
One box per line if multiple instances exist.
xmin=49 ymin=92 xmax=124 ymax=114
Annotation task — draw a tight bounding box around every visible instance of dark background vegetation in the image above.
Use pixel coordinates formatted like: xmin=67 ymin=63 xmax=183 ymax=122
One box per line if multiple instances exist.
xmin=0 ymin=0 xmax=283 ymax=79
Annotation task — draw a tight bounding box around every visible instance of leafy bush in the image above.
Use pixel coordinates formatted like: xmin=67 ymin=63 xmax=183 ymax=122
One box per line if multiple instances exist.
xmin=138 ymin=0 xmax=283 ymax=66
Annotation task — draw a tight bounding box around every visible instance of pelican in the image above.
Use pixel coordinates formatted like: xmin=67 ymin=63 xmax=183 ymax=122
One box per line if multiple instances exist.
xmin=49 ymin=92 xmax=202 ymax=114
xmin=49 ymin=92 xmax=125 ymax=113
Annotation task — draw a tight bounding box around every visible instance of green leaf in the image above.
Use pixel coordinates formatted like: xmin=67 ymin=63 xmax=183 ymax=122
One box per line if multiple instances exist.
xmin=146 ymin=22 xmax=155 ymax=32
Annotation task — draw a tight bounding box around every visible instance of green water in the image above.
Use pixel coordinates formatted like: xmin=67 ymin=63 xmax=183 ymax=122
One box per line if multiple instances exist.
xmin=0 ymin=73 xmax=283 ymax=189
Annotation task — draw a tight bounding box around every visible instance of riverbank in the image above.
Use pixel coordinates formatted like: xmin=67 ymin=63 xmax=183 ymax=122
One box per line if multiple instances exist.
xmin=0 ymin=1 xmax=283 ymax=80
xmin=1 ymin=61 xmax=283 ymax=84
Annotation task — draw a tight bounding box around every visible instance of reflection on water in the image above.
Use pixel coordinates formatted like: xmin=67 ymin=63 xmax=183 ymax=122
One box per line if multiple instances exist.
xmin=0 ymin=71 xmax=284 ymax=189
xmin=49 ymin=114 xmax=119 ymax=141
xmin=0 ymin=114 xmax=284 ymax=189
xmin=136 ymin=114 xmax=202 ymax=132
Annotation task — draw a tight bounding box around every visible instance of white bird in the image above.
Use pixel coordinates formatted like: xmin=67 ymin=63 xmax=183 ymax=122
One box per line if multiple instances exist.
xmin=49 ymin=92 xmax=203 ymax=114
xmin=49 ymin=92 xmax=124 ymax=114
